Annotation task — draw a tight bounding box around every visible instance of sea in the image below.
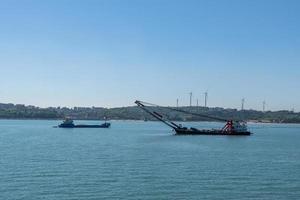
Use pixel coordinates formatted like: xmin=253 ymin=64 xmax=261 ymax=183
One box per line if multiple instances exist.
xmin=0 ymin=120 xmax=299 ymax=200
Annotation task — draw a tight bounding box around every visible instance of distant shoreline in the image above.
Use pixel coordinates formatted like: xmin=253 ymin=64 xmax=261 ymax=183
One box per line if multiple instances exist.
xmin=1 ymin=103 xmax=300 ymax=123
xmin=0 ymin=118 xmax=300 ymax=125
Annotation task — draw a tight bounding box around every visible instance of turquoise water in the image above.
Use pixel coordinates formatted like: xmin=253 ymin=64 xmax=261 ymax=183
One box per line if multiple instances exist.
xmin=0 ymin=120 xmax=299 ymax=200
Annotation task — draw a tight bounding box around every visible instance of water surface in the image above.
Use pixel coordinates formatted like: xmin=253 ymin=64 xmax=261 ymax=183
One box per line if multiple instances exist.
xmin=0 ymin=120 xmax=299 ymax=199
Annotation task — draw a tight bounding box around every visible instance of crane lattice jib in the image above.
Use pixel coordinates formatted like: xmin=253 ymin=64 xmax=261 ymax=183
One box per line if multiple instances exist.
xmin=135 ymin=101 xmax=180 ymax=129
xmin=135 ymin=100 xmax=228 ymax=122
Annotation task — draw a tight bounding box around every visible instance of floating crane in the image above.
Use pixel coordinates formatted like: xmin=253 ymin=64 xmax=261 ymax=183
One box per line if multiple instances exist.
xmin=135 ymin=100 xmax=252 ymax=136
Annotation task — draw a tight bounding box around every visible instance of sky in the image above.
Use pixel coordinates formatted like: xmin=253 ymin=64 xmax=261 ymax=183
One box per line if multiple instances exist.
xmin=0 ymin=0 xmax=299 ymax=111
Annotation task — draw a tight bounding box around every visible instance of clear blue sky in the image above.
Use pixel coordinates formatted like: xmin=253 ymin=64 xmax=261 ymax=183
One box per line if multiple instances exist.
xmin=0 ymin=0 xmax=299 ymax=110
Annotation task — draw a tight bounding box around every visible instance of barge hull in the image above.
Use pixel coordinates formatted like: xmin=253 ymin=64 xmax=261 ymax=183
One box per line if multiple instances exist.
xmin=175 ymin=129 xmax=252 ymax=136
xmin=59 ymin=123 xmax=111 ymax=128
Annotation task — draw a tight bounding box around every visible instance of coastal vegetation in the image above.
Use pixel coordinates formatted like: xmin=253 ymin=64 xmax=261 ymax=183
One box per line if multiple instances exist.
xmin=0 ymin=103 xmax=299 ymax=123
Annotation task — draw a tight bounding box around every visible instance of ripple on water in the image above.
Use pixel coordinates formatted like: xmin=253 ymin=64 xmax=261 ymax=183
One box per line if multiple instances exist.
xmin=0 ymin=120 xmax=300 ymax=200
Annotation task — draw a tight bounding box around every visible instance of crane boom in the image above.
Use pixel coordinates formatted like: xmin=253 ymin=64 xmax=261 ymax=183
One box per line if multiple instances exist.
xmin=135 ymin=101 xmax=180 ymax=129
xmin=136 ymin=100 xmax=227 ymax=122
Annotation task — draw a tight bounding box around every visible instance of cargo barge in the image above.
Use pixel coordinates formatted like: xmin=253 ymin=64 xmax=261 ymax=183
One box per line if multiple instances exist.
xmin=58 ymin=118 xmax=111 ymax=128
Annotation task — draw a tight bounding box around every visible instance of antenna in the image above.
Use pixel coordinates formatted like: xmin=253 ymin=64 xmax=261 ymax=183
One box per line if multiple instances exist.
xmin=189 ymin=92 xmax=192 ymax=107
xmin=197 ymin=99 xmax=199 ymax=107
xmin=176 ymin=98 xmax=179 ymax=108
xmin=241 ymin=98 xmax=245 ymax=110
xmin=204 ymin=91 xmax=208 ymax=107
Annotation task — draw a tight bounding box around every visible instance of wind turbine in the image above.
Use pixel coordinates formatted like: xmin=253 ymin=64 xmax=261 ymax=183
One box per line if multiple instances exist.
xmin=189 ymin=92 xmax=192 ymax=107
xmin=241 ymin=98 xmax=245 ymax=110
xmin=204 ymin=91 xmax=208 ymax=107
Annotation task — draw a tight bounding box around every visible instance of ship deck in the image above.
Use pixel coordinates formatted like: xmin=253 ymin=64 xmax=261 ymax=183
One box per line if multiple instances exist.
xmin=175 ymin=128 xmax=252 ymax=136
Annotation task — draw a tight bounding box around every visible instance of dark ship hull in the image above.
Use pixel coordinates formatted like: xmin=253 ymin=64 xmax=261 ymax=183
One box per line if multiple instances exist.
xmin=175 ymin=128 xmax=252 ymax=136
xmin=59 ymin=123 xmax=111 ymax=128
